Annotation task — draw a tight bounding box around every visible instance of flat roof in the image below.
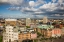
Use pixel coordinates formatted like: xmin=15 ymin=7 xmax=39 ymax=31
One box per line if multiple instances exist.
xmin=5 ymin=19 xmax=17 ymax=21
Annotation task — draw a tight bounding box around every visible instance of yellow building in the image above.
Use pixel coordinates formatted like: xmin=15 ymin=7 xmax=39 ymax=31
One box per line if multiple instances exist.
xmin=18 ymin=32 xmax=31 ymax=42
xmin=5 ymin=19 xmax=17 ymax=26
xmin=44 ymin=29 xmax=52 ymax=38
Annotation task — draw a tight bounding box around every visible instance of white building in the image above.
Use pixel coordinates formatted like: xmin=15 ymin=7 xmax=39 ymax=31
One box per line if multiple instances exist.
xmin=19 ymin=27 xmax=26 ymax=31
xmin=43 ymin=17 xmax=48 ymax=24
xmin=26 ymin=18 xmax=31 ymax=26
xmin=3 ymin=25 xmax=18 ymax=42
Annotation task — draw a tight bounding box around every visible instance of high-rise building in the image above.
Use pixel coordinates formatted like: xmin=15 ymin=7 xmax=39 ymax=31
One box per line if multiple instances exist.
xmin=5 ymin=19 xmax=17 ymax=26
xmin=43 ymin=17 xmax=48 ymax=24
xmin=26 ymin=18 xmax=31 ymax=26
xmin=3 ymin=25 xmax=18 ymax=42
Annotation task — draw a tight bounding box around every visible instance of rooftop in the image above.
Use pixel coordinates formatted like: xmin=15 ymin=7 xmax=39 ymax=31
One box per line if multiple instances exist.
xmin=37 ymin=25 xmax=54 ymax=29
xmin=5 ymin=19 xmax=17 ymax=21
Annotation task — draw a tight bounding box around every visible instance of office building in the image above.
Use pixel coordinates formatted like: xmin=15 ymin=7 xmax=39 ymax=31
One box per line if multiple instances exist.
xmin=26 ymin=18 xmax=31 ymax=26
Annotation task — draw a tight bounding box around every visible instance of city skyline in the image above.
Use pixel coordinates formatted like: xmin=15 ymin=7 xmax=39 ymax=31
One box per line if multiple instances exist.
xmin=0 ymin=0 xmax=64 ymax=18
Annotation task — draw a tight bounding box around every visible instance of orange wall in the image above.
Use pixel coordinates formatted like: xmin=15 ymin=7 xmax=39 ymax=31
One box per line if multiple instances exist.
xmin=18 ymin=33 xmax=31 ymax=40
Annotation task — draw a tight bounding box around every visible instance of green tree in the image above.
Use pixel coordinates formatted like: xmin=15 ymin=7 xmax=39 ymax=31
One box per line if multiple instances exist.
xmin=26 ymin=26 xmax=30 ymax=28
xmin=0 ymin=36 xmax=3 ymax=42
xmin=37 ymin=32 xmax=42 ymax=37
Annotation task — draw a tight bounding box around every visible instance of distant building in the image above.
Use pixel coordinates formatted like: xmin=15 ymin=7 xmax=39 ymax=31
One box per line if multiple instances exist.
xmin=43 ymin=17 xmax=48 ymax=24
xmin=26 ymin=18 xmax=31 ymax=26
xmin=3 ymin=25 xmax=18 ymax=42
xmin=35 ymin=25 xmax=61 ymax=38
xmin=5 ymin=19 xmax=17 ymax=26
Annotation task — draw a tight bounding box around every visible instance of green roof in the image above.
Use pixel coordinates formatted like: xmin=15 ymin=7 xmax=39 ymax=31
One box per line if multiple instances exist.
xmin=37 ymin=25 xmax=54 ymax=29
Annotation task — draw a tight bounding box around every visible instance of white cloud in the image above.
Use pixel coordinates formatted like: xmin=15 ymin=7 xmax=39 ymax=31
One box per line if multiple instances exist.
xmin=35 ymin=12 xmax=44 ymax=14
xmin=29 ymin=0 xmax=46 ymax=7
xmin=55 ymin=14 xmax=60 ymax=16
xmin=0 ymin=0 xmax=64 ymax=18
xmin=0 ymin=0 xmax=8 ymax=3
xmin=7 ymin=7 xmax=20 ymax=10
xmin=58 ymin=0 xmax=64 ymax=4
xmin=50 ymin=14 xmax=61 ymax=16
xmin=21 ymin=7 xmax=38 ymax=12
xmin=29 ymin=1 xmax=35 ymax=7
xmin=62 ymin=14 xmax=64 ymax=16
xmin=35 ymin=0 xmax=46 ymax=6
xmin=0 ymin=0 xmax=23 ymax=5
xmin=39 ymin=2 xmax=58 ymax=11
xmin=52 ymin=0 xmax=57 ymax=3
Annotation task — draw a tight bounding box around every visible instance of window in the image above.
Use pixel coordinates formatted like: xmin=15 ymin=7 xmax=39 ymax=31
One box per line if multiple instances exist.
xmin=9 ymin=34 xmax=11 ymax=35
xmin=12 ymin=37 xmax=13 ymax=38
xmin=9 ymin=31 xmax=10 ymax=32
xmin=9 ymin=36 xmax=11 ymax=38
xmin=7 ymin=41 xmax=8 ymax=42
xmin=19 ymin=38 xmax=21 ymax=39
xmin=12 ymin=34 xmax=13 ymax=35
xmin=26 ymin=35 xmax=28 ymax=36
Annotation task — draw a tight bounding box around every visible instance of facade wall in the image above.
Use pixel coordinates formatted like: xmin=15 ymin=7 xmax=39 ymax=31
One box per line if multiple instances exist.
xmin=43 ymin=17 xmax=48 ymax=23
xmin=26 ymin=18 xmax=31 ymax=26
xmin=44 ymin=30 xmax=52 ymax=38
xmin=3 ymin=25 xmax=18 ymax=42
xmin=61 ymin=28 xmax=64 ymax=36
xmin=37 ymin=28 xmax=42 ymax=33
xmin=52 ymin=28 xmax=61 ymax=37
xmin=18 ymin=33 xmax=31 ymax=42
xmin=5 ymin=21 xmax=17 ymax=26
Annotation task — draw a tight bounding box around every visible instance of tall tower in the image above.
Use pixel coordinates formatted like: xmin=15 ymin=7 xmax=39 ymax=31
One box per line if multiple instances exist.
xmin=43 ymin=17 xmax=48 ymax=24
xmin=26 ymin=18 xmax=31 ymax=26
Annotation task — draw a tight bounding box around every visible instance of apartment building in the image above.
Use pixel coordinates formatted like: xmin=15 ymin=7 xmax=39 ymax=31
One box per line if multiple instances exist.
xmin=52 ymin=28 xmax=61 ymax=37
xmin=18 ymin=31 xmax=31 ymax=42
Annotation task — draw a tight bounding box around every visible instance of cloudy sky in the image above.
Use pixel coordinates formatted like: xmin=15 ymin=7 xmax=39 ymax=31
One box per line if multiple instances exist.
xmin=0 ymin=0 xmax=64 ymax=18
